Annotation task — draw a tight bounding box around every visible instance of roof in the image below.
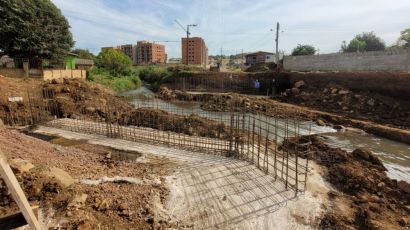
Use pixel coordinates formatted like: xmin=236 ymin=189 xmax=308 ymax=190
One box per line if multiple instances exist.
xmin=75 ymin=58 xmax=94 ymax=65
xmin=245 ymin=51 xmax=274 ymax=57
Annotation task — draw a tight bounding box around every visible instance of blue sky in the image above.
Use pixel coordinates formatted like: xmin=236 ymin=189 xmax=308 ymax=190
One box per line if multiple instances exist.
xmin=52 ymin=0 xmax=410 ymax=58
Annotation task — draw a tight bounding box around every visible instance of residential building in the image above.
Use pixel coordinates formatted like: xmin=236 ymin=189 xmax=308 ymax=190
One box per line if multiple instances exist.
xmin=245 ymin=51 xmax=275 ymax=65
xmin=118 ymin=44 xmax=134 ymax=63
xmin=136 ymin=41 xmax=166 ymax=64
xmin=181 ymin=37 xmax=208 ymax=67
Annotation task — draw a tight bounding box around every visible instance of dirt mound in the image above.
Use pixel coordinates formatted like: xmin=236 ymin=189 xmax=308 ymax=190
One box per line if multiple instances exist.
xmin=279 ymin=81 xmax=410 ymax=129
xmin=282 ymin=136 xmax=410 ymax=230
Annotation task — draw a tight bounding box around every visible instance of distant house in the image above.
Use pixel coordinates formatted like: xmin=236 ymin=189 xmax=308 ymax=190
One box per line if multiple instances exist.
xmin=65 ymin=53 xmax=94 ymax=70
xmin=245 ymin=51 xmax=275 ymax=65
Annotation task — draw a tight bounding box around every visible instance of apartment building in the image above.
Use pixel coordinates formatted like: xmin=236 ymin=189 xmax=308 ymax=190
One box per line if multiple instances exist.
xmin=136 ymin=41 xmax=166 ymax=64
xmin=181 ymin=37 xmax=208 ymax=67
xmin=118 ymin=44 xmax=134 ymax=62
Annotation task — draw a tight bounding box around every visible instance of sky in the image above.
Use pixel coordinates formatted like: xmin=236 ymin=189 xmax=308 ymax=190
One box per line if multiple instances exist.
xmin=52 ymin=0 xmax=410 ymax=58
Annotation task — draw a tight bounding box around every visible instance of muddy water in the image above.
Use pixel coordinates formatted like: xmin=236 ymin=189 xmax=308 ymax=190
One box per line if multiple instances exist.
xmin=320 ymin=131 xmax=410 ymax=182
xmin=122 ymin=87 xmax=410 ymax=182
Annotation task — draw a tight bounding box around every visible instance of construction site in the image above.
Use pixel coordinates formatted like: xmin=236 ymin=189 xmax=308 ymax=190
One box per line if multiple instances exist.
xmin=1 ymin=1 xmax=410 ymax=229
xmin=0 ymin=71 xmax=409 ymax=229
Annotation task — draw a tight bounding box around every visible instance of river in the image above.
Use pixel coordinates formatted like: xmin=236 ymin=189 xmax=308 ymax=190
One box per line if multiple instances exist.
xmin=121 ymin=87 xmax=410 ymax=182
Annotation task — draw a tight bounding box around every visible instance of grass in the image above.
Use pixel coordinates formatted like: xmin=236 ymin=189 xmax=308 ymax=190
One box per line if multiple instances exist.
xmin=87 ymin=67 xmax=142 ymax=92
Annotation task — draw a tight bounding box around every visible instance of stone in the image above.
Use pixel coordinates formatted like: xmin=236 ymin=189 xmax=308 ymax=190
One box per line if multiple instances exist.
xmin=377 ymin=182 xmax=385 ymax=188
xmin=68 ymin=194 xmax=88 ymax=209
xmin=291 ymin=88 xmax=300 ymax=94
xmin=338 ymin=90 xmax=350 ymax=95
xmin=0 ymin=118 xmax=3 ymax=126
xmin=118 ymin=202 xmax=128 ymax=211
xmin=316 ymin=119 xmax=326 ymax=126
xmin=367 ymin=99 xmax=375 ymax=106
xmin=333 ymin=125 xmax=345 ymax=131
xmin=342 ymin=106 xmax=348 ymax=110
xmin=293 ymin=80 xmax=305 ymax=88
xmin=354 ymin=94 xmax=361 ymax=99
xmin=85 ymin=106 xmax=96 ymax=113
xmin=352 ymin=148 xmax=370 ymax=160
xmin=323 ymin=88 xmax=328 ymax=93
xmin=45 ymin=167 xmax=75 ymax=188
xmin=331 ymin=88 xmax=338 ymax=94
xmin=398 ymin=181 xmax=410 ymax=193
xmin=10 ymin=158 xmax=34 ymax=173
xmin=0 ymin=74 xmax=4 ymax=78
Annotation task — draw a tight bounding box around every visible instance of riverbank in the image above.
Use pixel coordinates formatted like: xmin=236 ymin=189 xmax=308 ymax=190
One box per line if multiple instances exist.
xmin=157 ymin=87 xmax=410 ymax=144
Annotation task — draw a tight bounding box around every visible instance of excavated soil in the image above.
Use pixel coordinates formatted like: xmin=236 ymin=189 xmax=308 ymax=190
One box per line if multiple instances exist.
xmin=157 ymin=87 xmax=410 ymax=144
xmin=0 ymin=126 xmax=177 ymax=229
xmin=281 ymin=136 xmax=410 ymax=230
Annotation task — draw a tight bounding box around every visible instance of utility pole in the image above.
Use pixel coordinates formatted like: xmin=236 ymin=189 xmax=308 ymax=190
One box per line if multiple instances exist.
xmin=175 ymin=20 xmax=197 ymax=65
xmin=275 ymin=22 xmax=280 ymax=69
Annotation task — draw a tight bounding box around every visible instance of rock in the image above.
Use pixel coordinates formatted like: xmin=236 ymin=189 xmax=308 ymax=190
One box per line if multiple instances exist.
xmin=398 ymin=181 xmax=410 ymax=193
xmin=352 ymin=148 xmax=370 ymax=160
xmin=94 ymin=198 xmax=111 ymax=211
xmin=10 ymin=158 xmax=34 ymax=173
xmin=291 ymin=88 xmax=300 ymax=94
xmin=0 ymin=118 xmax=3 ymax=126
xmin=323 ymin=88 xmax=328 ymax=93
xmin=293 ymin=80 xmax=305 ymax=88
xmin=0 ymin=74 xmax=4 ymax=78
xmin=377 ymin=182 xmax=385 ymax=188
xmin=354 ymin=94 xmax=361 ymax=99
xmin=333 ymin=125 xmax=345 ymax=131
xmin=331 ymin=88 xmax=338 ymax=94
xmin=367 ymin=99 xmax=375 ymax=106
xmin=68 ymin=194 xmax=88 ymax=209
xmin=342 ymin=106 xmax=348 ymax=110
xmin=316 ymin=119 xmax=326 ymax=126
xmin=85 ymin=106 xmax=96 ymax=113
xmin=118 ymin=202 xmax=128 ymax=211
xmin=398 ymin=217 xmax=409 ymax=226
xmin=45 ymin=167 xmax=75 ymax=188
xmin=338 ymin=90 xmax=350 ymax=95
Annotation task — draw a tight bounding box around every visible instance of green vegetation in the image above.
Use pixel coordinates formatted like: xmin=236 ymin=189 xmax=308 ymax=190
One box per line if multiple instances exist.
xmin=87 ymin=67 xmax=141 ymax=92
xmin=291 ymin=44 xmax=316 ymax=56
xmin=71 ymin=48 xmax=96 ymax=60
xmin=341 ymin=32 xmax=386 ymax=52
xmin=398 ymin=28 xmax=410 ymax=48
xmin=97 ymin=49 xmax=132 ymax=76
xmin=0 ymin=0 xmax=74 ymax=60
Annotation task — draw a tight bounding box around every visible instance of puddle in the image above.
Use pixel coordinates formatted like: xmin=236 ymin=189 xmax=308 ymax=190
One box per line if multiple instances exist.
xmin=22 ymin=130 xmax=88 ymax=146
xmin=321 ymin=131 xmax=410 ymax=182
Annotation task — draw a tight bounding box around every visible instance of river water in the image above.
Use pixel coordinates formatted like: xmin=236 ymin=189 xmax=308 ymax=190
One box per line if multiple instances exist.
xmin=121 ymin=87 xmax=410 ymax=182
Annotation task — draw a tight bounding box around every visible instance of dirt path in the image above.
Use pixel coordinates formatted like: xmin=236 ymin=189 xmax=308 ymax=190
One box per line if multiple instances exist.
xmin=35 ymin=126 xmax=330 ymax=229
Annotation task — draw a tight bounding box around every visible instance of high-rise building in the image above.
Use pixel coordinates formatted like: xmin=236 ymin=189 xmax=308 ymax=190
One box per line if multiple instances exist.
xmin=118 ymin=44 xmax=134 ymax=62
xmin=181 ymin=37 xmax=208 ymax=67
xmin=136 ymin=41 xmax=166 ymax=64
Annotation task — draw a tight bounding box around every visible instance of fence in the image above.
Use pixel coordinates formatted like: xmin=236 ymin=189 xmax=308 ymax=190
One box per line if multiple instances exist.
xmin=0 ymin=88 xmax=311 ymax=195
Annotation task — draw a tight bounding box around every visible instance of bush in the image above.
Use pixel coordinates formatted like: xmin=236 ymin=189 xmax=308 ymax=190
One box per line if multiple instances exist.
xmin=137 ymin=65 xmax=172 ymax=84
xmin=87 ymin=67 xmax=141 ymax=92
xmin=97 ymin=49 xmax=132 ymax=76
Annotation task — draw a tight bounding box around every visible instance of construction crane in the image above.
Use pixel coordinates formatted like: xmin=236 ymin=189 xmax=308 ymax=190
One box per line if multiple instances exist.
xmin=174 ymin=19 xmax=197 ymax=65
xmin=153 ymin=40 xmax=179 ymax=44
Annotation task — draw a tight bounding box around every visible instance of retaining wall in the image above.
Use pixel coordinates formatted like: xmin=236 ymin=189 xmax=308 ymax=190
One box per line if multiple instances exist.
xmin=284 ymin=49 xmax=410 ymax=72
xmin=43 ymin=69 xmax=86 ymax=81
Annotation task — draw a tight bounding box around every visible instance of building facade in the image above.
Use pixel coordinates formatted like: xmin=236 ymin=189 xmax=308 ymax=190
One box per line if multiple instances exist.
xmin=118 ymin=44 xmax=134 ymax=63
xmin=136 ymin=41 xmax=166 ymax=64
xmin=245 ymin=51 xmax=275 ymax=65
xmin=181 ymin=37 xmax=208 ymax=67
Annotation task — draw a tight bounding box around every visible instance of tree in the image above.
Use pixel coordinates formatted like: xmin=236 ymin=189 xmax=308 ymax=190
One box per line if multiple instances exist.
xmin=97 ymin=48 xmax=132 ymax=76
xmin=342 ymin=32 xmax=385 ymax=52
xmin=398 ymin=28 xmax=410 ymax=48
xmin=71 ymin=48 xmax=95 ymax=60
xmin=291 ymin=44 xmax=316 ymax=56
xmin=0 ymin=0 xmax=74 ymax=60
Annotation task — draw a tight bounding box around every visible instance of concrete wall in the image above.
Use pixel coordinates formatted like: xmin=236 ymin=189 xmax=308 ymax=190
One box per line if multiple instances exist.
xmin=43 ymin=69 xmax=86 ymax=81
xmin=284 ymin=49 xmax=410 ymax=72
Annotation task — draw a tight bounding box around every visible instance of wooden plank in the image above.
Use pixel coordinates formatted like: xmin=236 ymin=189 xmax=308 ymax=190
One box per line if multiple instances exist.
xmin=0 ymin=149 xmax=42 ymax=230
xmin=0 ymin=206 xmax=39 ymax=230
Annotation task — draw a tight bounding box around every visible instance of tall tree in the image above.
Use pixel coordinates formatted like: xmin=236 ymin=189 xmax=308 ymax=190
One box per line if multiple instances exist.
xmin=71 ymin=48 xmax=95 ymax=60
xmin=0 ymin=0 xmax=74 ymax=60
xmin=398 ymin=28 xmax=410 ymax=48
xmin=291 ymin=44 xmax=316 ymax=56
xmin=342 ymin=32 xmax=385 ymax=52
xmin=97 ymin=48 xmax=132 ymax=76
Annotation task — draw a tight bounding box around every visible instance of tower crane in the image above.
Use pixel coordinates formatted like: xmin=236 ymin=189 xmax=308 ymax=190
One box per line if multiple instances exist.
xmin=174 ymin=19 xmax=197 ymax=65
